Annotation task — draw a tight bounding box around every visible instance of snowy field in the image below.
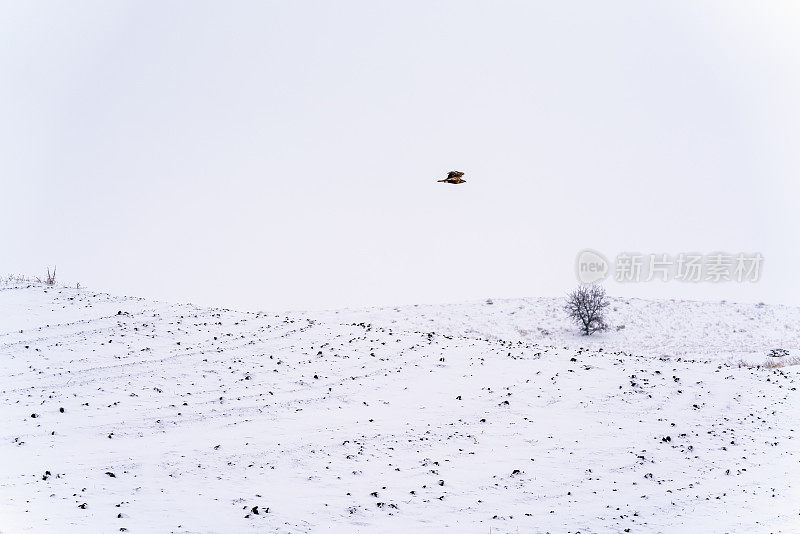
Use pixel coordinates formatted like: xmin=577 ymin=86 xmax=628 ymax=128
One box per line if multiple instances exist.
xmin=1 ymin=284 xmax=798 ymax=533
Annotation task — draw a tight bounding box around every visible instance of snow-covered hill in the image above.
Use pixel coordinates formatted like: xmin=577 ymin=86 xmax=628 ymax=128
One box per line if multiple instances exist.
xmin=1 ymin=284 xmax=798 ymax=533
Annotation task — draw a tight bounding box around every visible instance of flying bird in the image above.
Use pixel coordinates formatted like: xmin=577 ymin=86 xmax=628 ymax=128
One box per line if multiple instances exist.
xmin=437 ymin=171 xmax=466 ymax=184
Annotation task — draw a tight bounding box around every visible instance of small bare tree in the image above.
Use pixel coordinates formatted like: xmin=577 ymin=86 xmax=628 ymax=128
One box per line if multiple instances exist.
xmin=565 ymin=284 xmax=609 ymax=335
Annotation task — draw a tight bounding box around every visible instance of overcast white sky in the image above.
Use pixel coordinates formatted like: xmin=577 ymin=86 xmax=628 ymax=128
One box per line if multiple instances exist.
xmin=1 ymin=1 xmax=799 ymax=311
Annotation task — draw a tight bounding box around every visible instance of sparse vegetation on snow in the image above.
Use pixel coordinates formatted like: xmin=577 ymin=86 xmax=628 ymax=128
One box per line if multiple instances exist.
xmin=1 ymin=285 xmax=798 ymax=532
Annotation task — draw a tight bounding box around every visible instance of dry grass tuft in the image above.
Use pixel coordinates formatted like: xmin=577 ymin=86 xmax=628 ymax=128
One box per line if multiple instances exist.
xmin=1 ymin=274 xmax=38 ymax=285
xmin=2 ymin=268 xmax=58 ymax=287
xmin=762 ymin=356 xmax=800 ymax=369
xmin=45 ymin=267 xmax=56 ymax=285
xmin=736 ymin=357 xmax=800 ymax=369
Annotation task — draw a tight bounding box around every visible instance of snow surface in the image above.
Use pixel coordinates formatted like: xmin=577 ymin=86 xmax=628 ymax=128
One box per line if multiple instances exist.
xmin=1 ymin=284 xmax=798 ymax=533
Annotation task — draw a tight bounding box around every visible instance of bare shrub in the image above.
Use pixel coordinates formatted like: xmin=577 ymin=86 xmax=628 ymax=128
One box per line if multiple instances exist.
xmin=45 ymin=267 xmax=56 ymax=286
xmin=768 ymin=348 xmax=790 ymax=358
xmin=565 ymin=284 xmax=609 ymax=336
